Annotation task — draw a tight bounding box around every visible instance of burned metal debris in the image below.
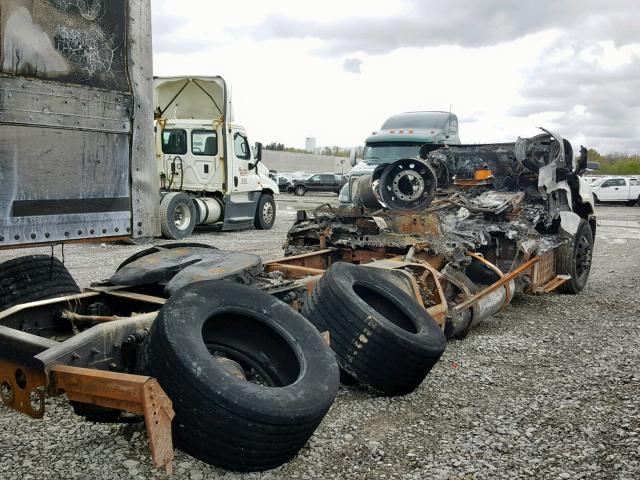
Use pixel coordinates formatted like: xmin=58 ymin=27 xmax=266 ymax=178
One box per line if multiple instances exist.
xmin=287 ymin=129 xmax=591 ymax=260
xmin=286 ymin=129 xmax=596 ymax=337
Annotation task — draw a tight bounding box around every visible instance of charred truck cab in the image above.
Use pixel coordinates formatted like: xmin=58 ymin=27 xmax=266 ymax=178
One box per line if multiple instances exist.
xmin=154 ymin=77 xmax=278 ymax=238
xmin=339 ymin=111 xmax=461 ymax=207
xmin=288 ymin=128 xmax=596 ymax=338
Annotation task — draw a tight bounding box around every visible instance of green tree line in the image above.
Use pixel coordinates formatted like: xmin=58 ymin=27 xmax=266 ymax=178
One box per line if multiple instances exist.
xmin=585 ymin=148 xmax=640 ymax=175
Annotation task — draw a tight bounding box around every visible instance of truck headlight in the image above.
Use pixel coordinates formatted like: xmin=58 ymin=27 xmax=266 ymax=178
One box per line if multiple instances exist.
xmin=338 ymin=184 xmax=351 ymax=203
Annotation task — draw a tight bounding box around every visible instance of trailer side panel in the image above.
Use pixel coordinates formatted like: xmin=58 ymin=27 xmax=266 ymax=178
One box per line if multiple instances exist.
xmin=0 ymin=0 xmax=158 ymax=246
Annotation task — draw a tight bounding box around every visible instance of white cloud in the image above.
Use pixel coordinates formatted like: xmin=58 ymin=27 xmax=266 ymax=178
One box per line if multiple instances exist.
xmin=151 ymin=1 xmax=640 ymax=153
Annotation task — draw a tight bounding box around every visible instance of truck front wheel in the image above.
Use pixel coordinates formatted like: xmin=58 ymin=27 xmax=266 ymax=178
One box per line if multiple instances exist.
xmin=254 ymin=194 xmax=276 ymax=230
xmin=160 ymin=192 xmax=197 ymax=240
xmin=557 ymin=219 xmax=594 ymax=294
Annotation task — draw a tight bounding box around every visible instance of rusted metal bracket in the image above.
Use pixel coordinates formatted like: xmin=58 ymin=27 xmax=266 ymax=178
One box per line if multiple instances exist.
xmin=537 ymin=275 xmax=570 ymax=293
xmin=49 ymin=366 xmax=175 ymax=474
xmin=0 ymin=359 xmax=46 ymax=419
xmin=265 ymin=263 xmax=327 ymax=278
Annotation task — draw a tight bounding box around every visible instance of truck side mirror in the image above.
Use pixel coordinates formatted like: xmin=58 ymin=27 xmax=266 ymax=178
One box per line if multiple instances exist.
xmin=578 ymin=146 xmax=588 ymax=172
xmin=349 ymin=149 xmax=358 ymax=167
xmin=255 ymin=142 xmax=263 ymax=164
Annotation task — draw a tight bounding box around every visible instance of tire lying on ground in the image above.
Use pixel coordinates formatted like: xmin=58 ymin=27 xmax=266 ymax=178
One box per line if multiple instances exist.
xmin=0 ymin=255 xmax=80 ymax=311
xmin=302 ymin=262 xmax=447 ymax=396
xmin=142 ymin=280 xmax=339 ymax=472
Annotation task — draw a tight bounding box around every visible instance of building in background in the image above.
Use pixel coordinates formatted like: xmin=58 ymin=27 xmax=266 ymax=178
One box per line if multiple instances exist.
xmin=305 ymin=137 xmax=317 ymax=153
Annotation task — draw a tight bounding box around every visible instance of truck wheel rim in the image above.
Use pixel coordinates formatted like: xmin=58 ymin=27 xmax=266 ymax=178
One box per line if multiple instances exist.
xmin=174 ymin=204 xmax=192 ymax=230
xmin=296 ymin=187 xmax=304 ymax=196
xmin=575 ymin=232 xmax=592 ymax=279
xmin=263 ymin=202 xmax=274 ymax=225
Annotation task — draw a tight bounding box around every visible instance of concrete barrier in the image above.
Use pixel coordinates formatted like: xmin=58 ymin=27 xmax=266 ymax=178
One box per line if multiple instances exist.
xmin=263 ymin=150 xmax=352 ymax=175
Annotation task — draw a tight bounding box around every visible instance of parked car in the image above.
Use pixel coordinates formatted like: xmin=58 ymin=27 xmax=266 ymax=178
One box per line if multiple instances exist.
xmin=288 ymin=173 xmax=344 ymax=196
xmin=591 ymin=176 xmax=640 ymax=205
xmin=274 ymin=174 xmax=292 ymax=191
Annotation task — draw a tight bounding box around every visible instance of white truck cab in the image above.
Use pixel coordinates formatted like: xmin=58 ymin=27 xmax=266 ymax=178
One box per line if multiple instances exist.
xmin=154 ymin=77 xmax=278 ymax=238
xmin=591 ymin=176 xmax=640 ymax=205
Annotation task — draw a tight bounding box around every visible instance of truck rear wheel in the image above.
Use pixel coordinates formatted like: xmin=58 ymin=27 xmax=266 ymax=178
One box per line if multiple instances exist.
xmin=254 ymin=194 xmax=276 ymax=230
xmin=160 ymin=192 xmax=197 ymax=240
xmin=557 ymin=219 xmax=594 ymax=294
xmin=142 ymin=280 xmax=339 ymax=471
xmin=0 ymin=256 xmax=80 ymax=312
xmin=301 ymin=262 xmax=447 ymax=396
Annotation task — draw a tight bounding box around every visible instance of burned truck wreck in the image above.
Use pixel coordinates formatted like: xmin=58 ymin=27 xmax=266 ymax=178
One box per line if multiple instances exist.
xmin=286 ymin=129 xmax=596 ymax=339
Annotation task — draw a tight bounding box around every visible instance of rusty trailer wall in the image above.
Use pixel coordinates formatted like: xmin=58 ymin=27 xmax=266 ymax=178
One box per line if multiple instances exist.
xmin=0 ymin=0 xmax=159 ymax=247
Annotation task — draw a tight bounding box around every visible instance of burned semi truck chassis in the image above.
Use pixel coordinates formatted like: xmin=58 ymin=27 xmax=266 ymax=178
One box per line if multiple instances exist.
xmin=0 ymin=130 xmax=595 ymax=473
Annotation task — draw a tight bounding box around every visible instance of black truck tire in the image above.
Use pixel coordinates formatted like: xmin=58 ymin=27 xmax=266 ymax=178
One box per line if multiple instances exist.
xmin=142 ymin=280 xmax=339 ymax=471
xmin=160 ymin=192 xmax=197 ymax=240
xmin=254 ymin=194 xmax=276 ymax=230
xmin=0 ymin=256 xmax=80 ymax=311
xmin=294 ymin=185 xmax=306 ymax=196
xmin=116 ymin=242 xmax=219 ymax=272
xmin=301 ymin=262 xmax=447 ymax=396
xmin=557 ymin=219 xmax=594 ymax=294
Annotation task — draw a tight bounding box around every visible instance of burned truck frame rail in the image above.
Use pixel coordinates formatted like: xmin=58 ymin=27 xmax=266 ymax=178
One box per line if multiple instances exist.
xmin=0 ymin=238 xmax=584 ymax=472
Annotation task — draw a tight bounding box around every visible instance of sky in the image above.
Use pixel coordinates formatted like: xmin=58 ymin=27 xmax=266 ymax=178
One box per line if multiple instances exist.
xmin=152 ymin=0 xmax=640 ymax=154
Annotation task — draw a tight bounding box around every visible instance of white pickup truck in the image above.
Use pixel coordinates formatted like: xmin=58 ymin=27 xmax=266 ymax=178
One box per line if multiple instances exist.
xmin=591 ymin=176 xmax=640 ymax=205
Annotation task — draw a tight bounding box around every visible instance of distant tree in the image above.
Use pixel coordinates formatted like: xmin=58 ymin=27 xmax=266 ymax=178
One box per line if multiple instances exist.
xmin=587 ymin=148 xmax=602 ymax=164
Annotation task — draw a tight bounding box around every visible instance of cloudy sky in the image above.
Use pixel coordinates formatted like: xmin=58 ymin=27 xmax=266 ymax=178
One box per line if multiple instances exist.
xmin=152 ymin=0 xmax=640 ymax=153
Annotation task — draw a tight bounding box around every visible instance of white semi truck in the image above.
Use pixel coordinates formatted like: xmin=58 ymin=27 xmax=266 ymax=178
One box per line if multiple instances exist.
xmin=154 ymin=77 xmax=278 ymax=239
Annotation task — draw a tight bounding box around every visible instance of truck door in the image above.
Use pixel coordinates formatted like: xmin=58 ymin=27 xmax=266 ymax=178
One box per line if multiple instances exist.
xmin=630 ymin=178 xmax=640 ymax=201
xmin=231 ymin=130 xmax=260 ymax=193
xmin=598 ymin=178 xmax=625 ymax=201
xmin=308 ymin=175 xmax=322 ymax=192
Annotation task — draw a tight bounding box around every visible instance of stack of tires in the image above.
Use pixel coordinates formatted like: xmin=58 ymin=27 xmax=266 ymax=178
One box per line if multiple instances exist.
xmin=302 ymin=262 xmax=447 ymax=396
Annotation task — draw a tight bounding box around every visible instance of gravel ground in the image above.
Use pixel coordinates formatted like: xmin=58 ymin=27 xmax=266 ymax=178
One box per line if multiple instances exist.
xmin=1 ymin=198 xmax=639 ymax=480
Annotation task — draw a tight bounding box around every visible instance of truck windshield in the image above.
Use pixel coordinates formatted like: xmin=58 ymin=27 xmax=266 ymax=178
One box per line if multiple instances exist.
xmin=363 ymin=143 xmax=423 ymax=165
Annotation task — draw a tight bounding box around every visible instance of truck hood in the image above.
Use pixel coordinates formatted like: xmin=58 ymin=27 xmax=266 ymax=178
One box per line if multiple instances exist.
xmin=350 ymin=161 xmax=378 ymax=177
xmin=154 ymin=76 xmax=228 ymax=121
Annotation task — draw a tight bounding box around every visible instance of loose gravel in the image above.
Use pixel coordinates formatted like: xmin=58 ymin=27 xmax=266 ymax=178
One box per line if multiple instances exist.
xmin=1 ymin=199 xmax=639 ymax=480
